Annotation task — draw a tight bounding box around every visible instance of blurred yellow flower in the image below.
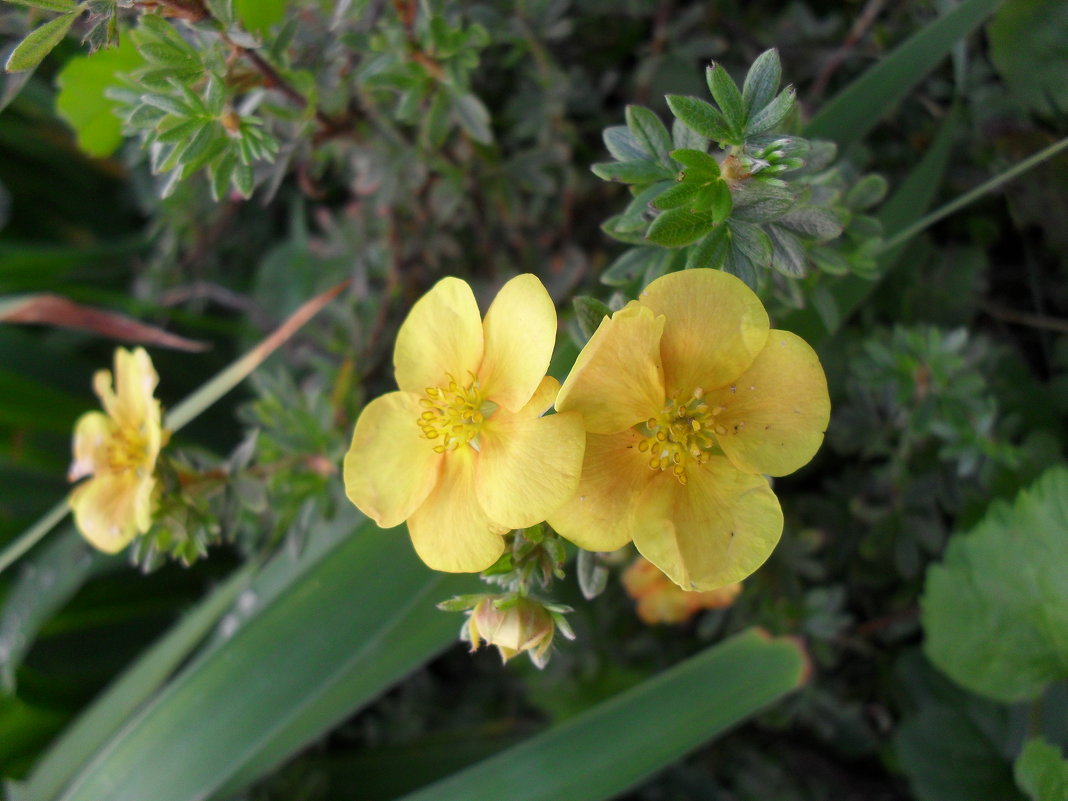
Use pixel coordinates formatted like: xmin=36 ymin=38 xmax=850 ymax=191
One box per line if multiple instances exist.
xmin=622 ymin=556 xmax=741 ymax=624
xmin=343 ymin=274 xmax=585 ymax=573
xmin=68 ymin=347 xmax=163 ymax=553
xmin=549 ymin=269 xmax=829 ymax=590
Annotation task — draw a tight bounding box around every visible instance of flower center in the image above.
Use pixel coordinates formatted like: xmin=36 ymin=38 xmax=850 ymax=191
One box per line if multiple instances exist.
xmin=109 ymin=425 xmax=151 ymax=476
xmin=636 ymin=388 xmax=726 ymax=485
xmin=418 ymin=374 xmax=493 ymax=453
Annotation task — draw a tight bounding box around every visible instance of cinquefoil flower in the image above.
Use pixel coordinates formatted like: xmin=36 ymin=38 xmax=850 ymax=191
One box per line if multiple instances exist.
xmin=622 ymin=556 xmax=741 ymax=624
xmin=343 ymin=274 xmax=585 ymax=573
xmin=68 ymin=347 xmax=163 ymax=553
xmin=548 ymin=269 xmax=829 ymax=590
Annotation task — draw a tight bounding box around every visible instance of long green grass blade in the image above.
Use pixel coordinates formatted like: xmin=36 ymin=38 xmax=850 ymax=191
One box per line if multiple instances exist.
xmin=15 ymin=562 xmax=256 ymax=801
xmin=805 ymin=0 xmax=1004 ymax=149
xmin=52 ymin=512 xmax=479 ymax=801
xmin=781 ymin=106 xmax=961 ymax=343
xmin=396 ymin=628 xmax=808 ymax=801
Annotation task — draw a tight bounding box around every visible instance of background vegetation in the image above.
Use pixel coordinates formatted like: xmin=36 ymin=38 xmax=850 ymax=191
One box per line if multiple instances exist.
xmin=0 ymin=1 xmax=1066 ymax=800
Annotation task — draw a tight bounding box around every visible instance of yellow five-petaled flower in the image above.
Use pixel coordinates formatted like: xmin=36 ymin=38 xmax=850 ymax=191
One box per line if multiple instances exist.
xmin=343 ymin=274 xmax=586 ymax=573
xmin=548 ymin=269 xmax=830 ymax=590
xmin=68 ymin=347 xmax=164 ymax=554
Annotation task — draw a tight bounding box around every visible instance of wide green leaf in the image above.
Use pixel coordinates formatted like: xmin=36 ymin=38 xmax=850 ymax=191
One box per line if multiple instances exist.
xmin=395 ymin=629 xmax=808 ymax=801
xmin=1015 ymin=738 xmax=1068 ymax=801
xmin=50 ymin=513 xmax=480 ymax=801
xmin=922 ymin=465 xmax=1068 ymax=703
xmin=805 ymin=0 xmax=1004 ymax=150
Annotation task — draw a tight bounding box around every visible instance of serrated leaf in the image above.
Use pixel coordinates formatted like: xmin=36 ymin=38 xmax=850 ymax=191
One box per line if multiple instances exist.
xmin=603 ymin=125 xmax=647 ymax=161
xmin=591 ymin=160 xmax=673 ymax=185
xmin=742 ymin=49 xmax=782 ymax=115
xmin=777 ymin=206 xmax=844 ymax=241
xmin=1015 ymin=738 xmax=1068 ymax=801
xmin=666 ymin=94 xmax=733 ymax=144
xmin=727 ymin=219 xmax=772 ymax=269
xmin=745 ymin=86 xmax=796 ymax=137
xmin=706 ymin=63 xmax=745 ymax=137
xmin=55 ymin=36 xmax=146 ymax=157
xmin=669 ymin=148 xmax=719 ymax=178
xmin=845 ymin=174 xmax=889 ymax=210
xmin=626 ymin=105 xmax=672 ymax=163
xmin=601 ymin=247 xmax=666 ymax=285
xmin=922 ymin=465 xmax=1068 ymax=703
xmin=5 ymin=11 xmax=77 ymax=72
xmin=767 ymin=224 xmax=807 ymax=277
xmin=572 ymin=296 xmax=611 ymax=340
xmin=685 ymin=224 xmax=730 ymax=270
xmin=646 ymin=206 xmax=718 ymax=248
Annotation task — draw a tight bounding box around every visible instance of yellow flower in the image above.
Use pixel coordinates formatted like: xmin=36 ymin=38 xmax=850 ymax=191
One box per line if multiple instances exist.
xmin=622 ymin=556 xmax=741 ymax=625
xmin=548 ymin=269 xmax=829 ymax=590
xmin=343 ymin=274 xmax=586 ymax=573
xmin=68 ymin=347 xmax=164 ymax=553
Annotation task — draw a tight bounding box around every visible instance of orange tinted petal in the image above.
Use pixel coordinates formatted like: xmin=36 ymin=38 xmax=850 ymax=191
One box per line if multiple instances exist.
xmin=407 ymin=445 xmax=508 ymax=572
xmin=707 ymin=329 xmax=830 ymax=477
xmin=547 ymin=428 xmax=656 ymax=552
xmin=638 ymin=269 xmax=768 ymax=398
xmin=343 ymin=391 xmax=442 ymax=528
xmin=631 ymin=456 xmax=782 ymax=590
xmin=478 ymin=274 xmax=558 ymax=412
xmin=393 ymin=277 xmax=484 ymax=394
xmin=476 ymin=408 xmax=585 ymax=529
xmin=555 ymin=302 xmax=665 ymax=434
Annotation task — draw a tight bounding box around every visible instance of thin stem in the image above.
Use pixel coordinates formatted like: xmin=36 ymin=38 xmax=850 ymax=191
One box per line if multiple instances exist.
xmin=0 ymin=499 xmax=69 ymax=575
xmin=881 ymin=136 xmax=1068 ymax=253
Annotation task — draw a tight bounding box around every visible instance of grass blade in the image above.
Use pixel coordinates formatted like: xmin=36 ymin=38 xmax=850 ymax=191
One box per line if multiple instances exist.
xmin=395 ymin=628 xmax=808 ymax=801
xmin=805 ymin=0 xmax=1004 ymax=149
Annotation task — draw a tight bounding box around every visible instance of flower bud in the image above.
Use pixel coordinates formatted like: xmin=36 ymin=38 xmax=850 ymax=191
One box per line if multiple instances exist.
xmin=464 ymin=595 xmax=558 ymax=668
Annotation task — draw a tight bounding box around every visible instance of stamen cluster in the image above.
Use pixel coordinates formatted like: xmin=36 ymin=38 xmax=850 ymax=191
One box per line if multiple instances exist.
xmin=418 ymin=374 xmax=486 ymax=452
xmin=637 ymin=388 xmax=725 ymax=485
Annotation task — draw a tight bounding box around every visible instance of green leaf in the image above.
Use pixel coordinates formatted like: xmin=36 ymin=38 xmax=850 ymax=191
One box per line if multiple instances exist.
xmin=698 ymin=180 xmax=732 ymax=223
xmin=625 ymin=105 xmax=672 ymax=163
xmin=805 ymin=0 xmax=1005 ymax=149
xmin=591 ymin=160 xmax=673 ymax=185
xmin=922 ymin=465 xmax=1068 ymax=703
xmin=6 ymin=0 xmax=77 ymax=9
xmin=1015 ymin=738 xmax=1068 ymax=801
xmin=742 ymin=48 xmax=781 ymax=115
xmin=235 ymin=0 xmax=285 ymax=34
xmin=50 ymin=517 xmax=482 ymax=801
xmin=616 ymin=181 xmax=673 ymax=231
xmin=601 ymin=247 xmax=666 ymax=286
xmin=18 ymin=563 xmax=255 ymax=800
xmin=744 ymin=86 xmax=795 ymax=137
xmin=988 ymin=0 xmax=1068 ymax=118
xmin=706 ymin=63 xmax=744 ymax=138
xmin=732 ymin=182 xmax=796 ymax=223
xmin=727 ymin=219 xmax=772 ymax=269
xmin=395 ymin=629 xmax=807 ymax=801
xmin=5 ymin=11 xmax=77 ymax=73
xmin=844 ymin=174 xmax=889 ymax=210
xmin=572 ymin=296 xmax=611 ymax=341
xmin=603 ymin=125 xmax=647 ymax=161
xmin=669 ymin=148 xmax=719 ymax=178
xmin=666 ymin=95 xmax=732 ymax=144
xmin=646 ymin=206 xmax=718 ymax=248
xmin=685 ymin=224 xmax=730 ymax=270
xmin=652 ymin=181 xmax=701 ymax=211
xmin=55 ymin=36 xmax=146 ymax=158
xmin=452 ymin=92 xmax=493 ymax=144
xmin=767 ymin=224 xmax=806 ymax=277
xmin=777 ymin=206 xmax=844 ymax=240
xmin=671 ymin=116 xmax=707 ymax=151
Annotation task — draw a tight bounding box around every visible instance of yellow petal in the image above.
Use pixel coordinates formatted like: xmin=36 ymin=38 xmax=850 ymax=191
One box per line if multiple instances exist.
xmin=69 ymin=411 xmax=114 ymax=481
xmin=547 ymin=428 xmax=655 ymax=552
xmin=518 ymin=375 xmax=562 ymax=419
xmin=631 ymin=456 xmax=782 ymax=591
xmin=707 ymin=329 xmax=830 ymax=477
xmin=393 ymin=277 xmax=484 ymax=395
xmin=69 ymin=473 xmax=149 ymax=553
xmin=478 ymin=274 xmax=558 ymax=412
xmin=638 ymin=269 xmax=769 ymax=398
xmin=108 ymin=347 xmax=160 ymax=430
xmin=476 ymin=408 xmax=585 ymax=529
xmin=407 ymin=445 xmax=508 ymax=572
xmin=555 ymin=302 xmax=666 ymax=434
xmin=343 ymin=391 xmax=442 ymax=528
